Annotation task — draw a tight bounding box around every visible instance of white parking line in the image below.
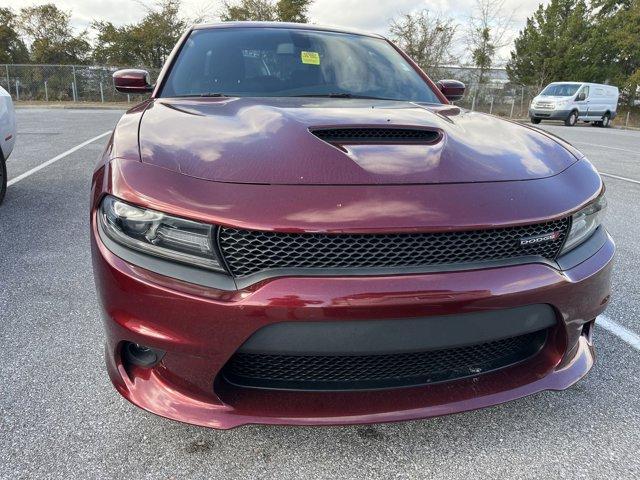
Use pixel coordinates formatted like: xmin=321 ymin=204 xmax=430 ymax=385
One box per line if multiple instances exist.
xmin=600 ymin=172 xmax=640 ymax=185
xmin=573 ymin=141 xmax=640 ymax=155
xmin=598 ymin=315 xmax=640 ymax=351
xmin=7 ymin=131 xmax=110 ymax=187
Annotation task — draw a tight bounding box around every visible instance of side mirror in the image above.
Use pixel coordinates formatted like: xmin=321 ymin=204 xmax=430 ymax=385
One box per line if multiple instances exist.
xmin=436 ymin=79 xmax=465 ymax=102
xmin=113 ymin=69 xmax=154 ymax=94
xmin=576 ymin=92 xmax=586 ymax=101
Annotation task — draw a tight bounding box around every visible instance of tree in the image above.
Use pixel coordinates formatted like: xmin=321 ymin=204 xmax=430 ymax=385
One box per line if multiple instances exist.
xmin=470 ymin=27 xmax=495 ymax=85
xmin=506 ymin=0 xmax=593 ymax=89
xmin=18 ymin=4 xmax=90 ymax=64
xmin=0 ymin=7 xmax=29 ymax=63
xmin=92 ymin=21 xmax=138 ymax=67
xmin=221 ymin=0 xmax=276 ymax=21
xmin=466 ymin=0 xmax=514 ymax=86
xmin=389 ymin=10 xmax=457 ymax=79
xmin=590 ymin=0 xmax=640 ymax=104
xmin=276 ymin=0 xmax=311 ymax=22
xmin=220 ymin=0 xmax=312 ymax=22
xmin=92 ymin=0 xmax=186 ymax=68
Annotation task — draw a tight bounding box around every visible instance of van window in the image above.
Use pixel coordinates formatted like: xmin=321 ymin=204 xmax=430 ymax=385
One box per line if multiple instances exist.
xmin=541 ymin=83 xmax=580 ymax=96
xmin=577 ymin=85 xmax=589 ymax=99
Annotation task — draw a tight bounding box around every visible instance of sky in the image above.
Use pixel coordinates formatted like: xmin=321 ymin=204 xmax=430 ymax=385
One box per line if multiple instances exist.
xmin=6 ymin=0 xmax=550 ymax=64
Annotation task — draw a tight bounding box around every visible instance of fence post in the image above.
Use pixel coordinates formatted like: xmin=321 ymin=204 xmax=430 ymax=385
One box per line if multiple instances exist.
xmin=471 ymin=95 xmax=476 ymax=111
xmin=489 ymin=97 xmax=494 ymax=115
xmin=15 ymin=80 xmax=19 ymax=101
xmin=100 ymin=82 xmax=104 ymax=103
xmin=44 ymin=81 xmax=48 ymax=102
xmin=127 ymin=94 xmax=131 ymax=103
xmin=510 ymin=98 xmax=515 ymax=118
xmin=5 ymin=65 xmax=9 ymax=92
xmin=72 ymin=65 xmax=78 ymax=101
xmin=520 ymin=86 xmax=525 ymax=117
xmin=626 ymin=111 xmax=631 ymax=127
xmin=71 ymin=83 xmax=77 ymax=102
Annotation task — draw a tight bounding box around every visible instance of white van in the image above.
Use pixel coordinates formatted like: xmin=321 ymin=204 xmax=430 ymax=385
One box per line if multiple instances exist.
xmin=529 ymin=82 xmax=619 ymax=127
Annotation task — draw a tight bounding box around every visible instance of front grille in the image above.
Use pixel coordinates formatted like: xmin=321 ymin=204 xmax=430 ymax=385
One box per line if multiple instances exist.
xmin=222 ymin=330 xmax=547 ymax=390
xmin=218 ymin=218 xmax=569 ymax=277
xmin=534 ymin=102 xmax=555 ymax=110
xmin=310 ymin=127 xmax=440 ymax=144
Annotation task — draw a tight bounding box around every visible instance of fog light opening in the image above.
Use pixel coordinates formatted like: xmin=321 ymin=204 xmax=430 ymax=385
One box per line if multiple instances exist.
xmin=122 ymin=342 xmax=165 ymax=368
xmin=582 ymin=320 xmax=595 ymax=345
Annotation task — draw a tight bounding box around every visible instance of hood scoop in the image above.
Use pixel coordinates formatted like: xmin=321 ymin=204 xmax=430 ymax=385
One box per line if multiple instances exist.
xmin=310 ymin=127 xmax=442 ymax=145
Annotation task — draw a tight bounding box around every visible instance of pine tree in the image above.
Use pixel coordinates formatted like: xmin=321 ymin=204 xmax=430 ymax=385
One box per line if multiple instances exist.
xmin=506 ymin=0 xmax=592 ymax=89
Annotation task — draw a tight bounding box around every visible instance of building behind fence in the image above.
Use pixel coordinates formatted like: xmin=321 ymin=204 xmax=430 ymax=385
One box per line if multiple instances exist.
xmin=1 ymin=63 xmax=637 ymax=126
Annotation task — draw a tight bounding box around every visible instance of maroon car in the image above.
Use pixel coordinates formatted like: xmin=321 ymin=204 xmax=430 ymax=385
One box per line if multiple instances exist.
xmin=91 ymin=22 xmax=613 ymax=429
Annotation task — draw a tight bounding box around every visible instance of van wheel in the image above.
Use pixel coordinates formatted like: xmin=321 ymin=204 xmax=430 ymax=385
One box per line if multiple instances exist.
xmin=0 ymin=155 xmax=6 ymax=205
xmin=531 ymin=117 xmax=541 ymax=124
xmin=598 ymin=113 xmax=611 ymax=128
xmin=564 ymin=111 xmax=578 ymax=126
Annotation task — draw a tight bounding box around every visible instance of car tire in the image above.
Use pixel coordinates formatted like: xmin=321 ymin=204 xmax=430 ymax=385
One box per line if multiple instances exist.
xmin=564 ymin=111 xmax=578 ymax=126
xmin=0 ymin=154 xmax=6 ymax=205
xmin=598 ymin=113 xmax=611 ymax=128
xmin=531 ymin=117 xmax=541 ymax=124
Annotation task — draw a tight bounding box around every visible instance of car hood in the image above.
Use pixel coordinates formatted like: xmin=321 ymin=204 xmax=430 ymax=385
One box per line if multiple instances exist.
xmin=138 ymin=97 xmax=578 ymax=185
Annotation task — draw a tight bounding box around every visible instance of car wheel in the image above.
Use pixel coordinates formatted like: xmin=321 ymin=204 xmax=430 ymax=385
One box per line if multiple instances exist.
xmin=564 ymin=111 xmax=578 ymax=126
xmin=531 ymin=117 xmax=541 ymax=124
xmin=0 ymin=155 xmax=6 ymax=205
xmin=599 ymin=113 xmax=611 ymax=128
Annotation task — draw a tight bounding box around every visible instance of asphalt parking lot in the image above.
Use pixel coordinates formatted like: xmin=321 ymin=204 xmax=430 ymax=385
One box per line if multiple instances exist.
xmin=1 ymin=108 xmax=639 ymax=479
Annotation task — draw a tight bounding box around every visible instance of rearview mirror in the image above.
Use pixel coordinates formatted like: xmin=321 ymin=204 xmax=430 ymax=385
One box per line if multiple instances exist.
xmin=113 ymin=69 xmax=154 ymax=94
xmin=576 ymin=92 xmax=586 ymax=101
xmin=436 ymin=79 xmax=465 ymax=102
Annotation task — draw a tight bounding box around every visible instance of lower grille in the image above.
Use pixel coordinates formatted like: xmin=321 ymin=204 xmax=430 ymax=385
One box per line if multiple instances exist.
xmin=222 ymin=329 xmax=547 ymax=391
xmin=218 ymin=218 xmax=570 ymax=278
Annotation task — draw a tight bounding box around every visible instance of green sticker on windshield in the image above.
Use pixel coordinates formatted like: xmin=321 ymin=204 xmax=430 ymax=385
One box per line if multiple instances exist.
xmin=301 ymin=51 xmax=320 ymax=65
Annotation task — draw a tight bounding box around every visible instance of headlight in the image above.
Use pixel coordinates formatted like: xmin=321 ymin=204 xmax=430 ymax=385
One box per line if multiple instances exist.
xmin=554 ymin=100 xmax=569 ymax=109
xmin=99 ymin=196 xmax=224 ymax=271
xmin=560 ymin=191 xmax=607 ymax=255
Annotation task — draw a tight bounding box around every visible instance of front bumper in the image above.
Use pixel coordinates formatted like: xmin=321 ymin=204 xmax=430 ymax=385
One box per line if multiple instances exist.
xmin=92 ymin=220 xmax=614 ymax=429
xmin=529 ymin=108 xmax=572 ymax=120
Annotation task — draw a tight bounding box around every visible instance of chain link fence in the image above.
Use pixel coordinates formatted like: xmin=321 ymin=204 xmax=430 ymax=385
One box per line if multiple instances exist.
xmin=455 ymin=82 xmax=639 ymax=127
xmin=455 ymin=83 xmax=540 ymax=118
xmin=1 ymin=63 xmax=638 ymax=127
xmin=0 ymin=64 xmax=160 ymax=103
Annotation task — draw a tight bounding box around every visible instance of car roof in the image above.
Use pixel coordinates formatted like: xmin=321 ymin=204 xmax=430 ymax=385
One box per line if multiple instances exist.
xmin=549 ymin=81 xmax=618 ymax=89
xmin=191 ymin=21 xmax=386 ymax=39
xmin=548 ymin=82 xmax=583 ymax=85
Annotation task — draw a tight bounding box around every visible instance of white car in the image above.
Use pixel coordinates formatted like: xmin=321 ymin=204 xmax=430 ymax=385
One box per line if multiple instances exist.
xmin=529 ymin=82 xmax=619 ymax=127
xmin=0 ymin=85 xmax=16 ymax=203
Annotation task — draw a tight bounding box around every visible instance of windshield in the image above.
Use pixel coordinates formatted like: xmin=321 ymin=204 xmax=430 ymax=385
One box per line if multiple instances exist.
xmin=540 ymin=83 xmax=581 ymax=97
xmin=160 ymin=27 xmax=441 ymax=103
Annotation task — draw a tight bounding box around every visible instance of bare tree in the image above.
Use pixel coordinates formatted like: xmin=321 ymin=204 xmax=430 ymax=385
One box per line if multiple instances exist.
xmin=389 ymin=10 xmax=458 ymax=80
xmin=466 ymin=0 xmax=515 ymax=86
xmin=189 ymin=2 xmax=218 ymax=23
